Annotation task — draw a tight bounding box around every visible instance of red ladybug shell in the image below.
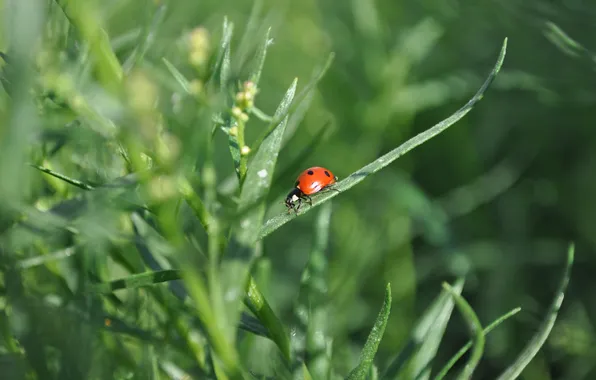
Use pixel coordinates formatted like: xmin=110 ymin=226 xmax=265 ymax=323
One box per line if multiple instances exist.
xmin=295 ymin=166 xmax=337 ymax=195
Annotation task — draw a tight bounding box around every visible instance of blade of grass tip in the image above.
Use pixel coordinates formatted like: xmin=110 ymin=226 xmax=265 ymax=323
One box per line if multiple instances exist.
xmin=434 ymin=307 xmax=522 ymax=380
xmin=219 ymin=20 xmax=234 ymax=89
xmin=235 ymin=0 xmax=264 ymax=67
xmin=279 ymin=89 xmax=316 ymax=147
xmin=346 ymin=283 xmax=392 ymax=380
xmin=244 ymin=276 xmax=291 ymax=362
xmin=496 ymin=243 xmax=575 ymax=380
xmin=220 ymin=78 xmax=297 ymax=350
xmin=381 ymin=278 xmax=464 ymax=380
xmin=258 ymin=37 xmax=508 ymax=240
xmin=122 ymin=2 xmax=167 ymax=73
xmin=543 ymin=22 xmax=585 ymax=58
xmin=441 ymin=283 xmax=484 ymax=380
xmin=303 ymin=363 xmax=314 ymax=380
xmin=250 ymin=52 xmax=334 ymax=156
xmin=162 ymin=58 xmax=192 ymax=94
xmin=209 ymin=16 xmax=234 ymax=87
xmin=248 ymin=27 xmax=272 ymax=86
xmin=293 ymin=52 xmax=335 ymax=106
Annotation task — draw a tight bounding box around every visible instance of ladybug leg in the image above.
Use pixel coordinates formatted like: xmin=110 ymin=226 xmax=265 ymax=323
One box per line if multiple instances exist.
xmin=303 ymin=194 xmax=312 ymax=207
xmin=294 ymin=197 xmax=303 ymax=213
xmin=320 ymin=185 xmax=341 ymax=195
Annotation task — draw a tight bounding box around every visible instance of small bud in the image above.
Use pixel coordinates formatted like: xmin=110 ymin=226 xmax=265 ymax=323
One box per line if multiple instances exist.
xmin=243 ymin=90 xmax=254 ymax=102
xmin=189 ymin=79 xmax=203 ymax=95
xmin=188 ymin=27 xmax=210 ymax=69
xmin=231 ymin=106 xmax=244 ymax=119
xmin=235 ymin=92 xmax=246 ymax=104
xmin=241 ymin=145 xmax=251 ymax=155
xmin=229 ymin=126 xmax=238 ymax=136
xmin=243 ymin=80 xmax=256 ymax=94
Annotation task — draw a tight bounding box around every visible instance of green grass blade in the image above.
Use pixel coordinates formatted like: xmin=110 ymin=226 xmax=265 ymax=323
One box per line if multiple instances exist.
xmin=212 ymin=17 xmax=234 ymax=87
xmin=496 ymin=243 xmax=575 ymax=380
xmin=292 ymin=201 xmax=333 ymax=378
xmin=381 ymin=278 xmax=464 ymax=380
xmin=434 ymin=307 xmax=522 ymax=380
xmin=245 ymin=276 xmax=291 ymax=362
xmin=162 ymin=58 xmax=192 ymax=94
xmin=249 ymin=27 xmax=272 ymax=85
xmin=346 ymin=283 xmax=392 ymax=380
xmin=258 ymin=37 xmax=508 ymax=240
xmin=30 ymin=164 xmax=95 ymax=190
xmin=235 ymin=0 xmax=265 ymax=68
xmin=220 ymin=20 xmax=233 ymax=89
xmin=122 ymin=2 xmax=167 ymax=73
xmin=303 ymin=363 xmax=314 ymax=380
xmin=442 ymin=283 xmax=485 ymax=380
xmin=89 ymin=269 xmax=181 ymax=293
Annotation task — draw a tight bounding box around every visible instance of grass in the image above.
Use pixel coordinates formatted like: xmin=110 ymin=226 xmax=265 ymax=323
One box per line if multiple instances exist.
xmin=0 ymin=1 xmax=578 ymax=379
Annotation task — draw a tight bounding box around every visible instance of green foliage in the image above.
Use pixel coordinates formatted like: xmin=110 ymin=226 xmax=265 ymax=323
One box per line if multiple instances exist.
xmin=0 ymin=0 xmax=590 ymax=379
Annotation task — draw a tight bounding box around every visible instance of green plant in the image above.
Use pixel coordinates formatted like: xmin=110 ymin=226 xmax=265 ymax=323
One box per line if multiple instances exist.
xmin=0 ymin=1 xmax=576 ymax=379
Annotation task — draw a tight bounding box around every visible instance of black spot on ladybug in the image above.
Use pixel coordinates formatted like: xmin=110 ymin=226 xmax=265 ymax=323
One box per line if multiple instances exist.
xmin=307 ymin=170 xmax=314 ymax=175
xmin=324 ymin=171 xmax=330 ymax=177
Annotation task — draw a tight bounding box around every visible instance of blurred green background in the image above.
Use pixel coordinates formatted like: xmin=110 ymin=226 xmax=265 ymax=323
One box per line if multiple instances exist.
xmin=0 ymin=0 xmax=595 ymax=379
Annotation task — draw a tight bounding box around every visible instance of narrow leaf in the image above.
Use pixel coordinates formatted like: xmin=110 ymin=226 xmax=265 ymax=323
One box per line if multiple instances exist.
xmin=245 ymin=276 xmax=291 ymax=362
xmin=346 ymin=283 xmax=392 ymax=380
xmin=123 ymin=3 xmax=167 ymax=73
xmin=30 ymin=164 xmax=95 ymax=190
xmin=442 ymin=283 xmax=484 ymax=380
xmin=496 ymin=243 xmax=575 ymax=380
xmin=249 ymin=27 xmax=272 ymax=85
xmin=381 ymin=278 xmax=464 ymax=380
xmin=259 ymin=37 xmax=508 ymax=240
xmin=162 ymin=57 xmax=192 ymax=94
xmin=434 ymin=307 xmax=522 ymax=380
xmin=212 ymin=17 xmax=234 ymax=87
xmin=89 ymin=269 xmax=181 ymax=293
xmin=292 ymin=201 xmax=333 ymax=378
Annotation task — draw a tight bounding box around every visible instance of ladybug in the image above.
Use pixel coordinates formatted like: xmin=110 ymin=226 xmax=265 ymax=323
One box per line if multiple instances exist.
xmin=285 ymin=166 xmax=338 ymax=213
